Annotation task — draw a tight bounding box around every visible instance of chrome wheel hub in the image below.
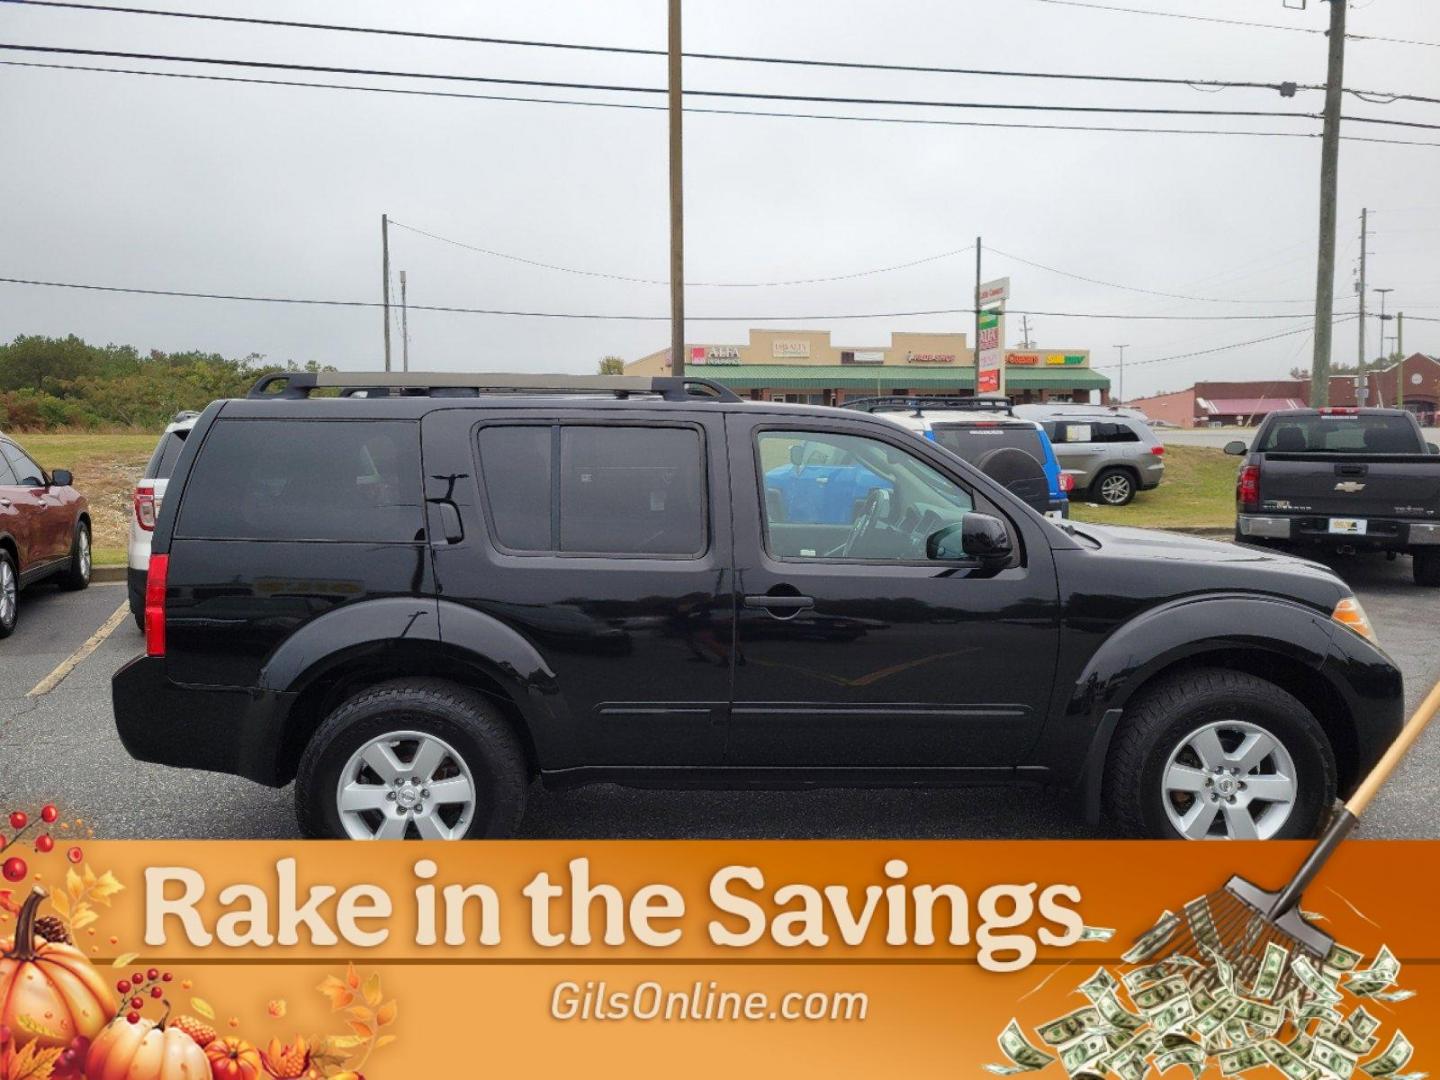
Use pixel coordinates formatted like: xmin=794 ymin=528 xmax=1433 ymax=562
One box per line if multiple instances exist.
xmin=336 ymin=730 xmax=477 ymax=840
xmin=1162 ymin=720 xmax=1298 ymax=840
xmin=1100 ymin=475 xmax=1130 ymax=503
xmin=0 ymin=561 xmax=15 ymax=627
xmin=78 ymin=530 xmax=91 ymax=578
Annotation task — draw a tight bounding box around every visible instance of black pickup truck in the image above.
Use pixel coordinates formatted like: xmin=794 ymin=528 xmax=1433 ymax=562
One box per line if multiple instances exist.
xmin=1227 ymin=407 xmax=1440 ymax=585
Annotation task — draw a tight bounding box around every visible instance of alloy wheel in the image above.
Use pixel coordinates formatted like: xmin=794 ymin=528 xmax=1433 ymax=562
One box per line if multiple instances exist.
xmin=78 ymin=529 xmax=91 ymax=580
xmin=1161 ymin=720 xmax=1298 ymax=840
xmin=1099 ymin=474 xmax=1132 ymax=505
xmin=0 ymin=560 xmax=15 ymax=629
xmin=335 ymin=729 xmax=477 ymax=840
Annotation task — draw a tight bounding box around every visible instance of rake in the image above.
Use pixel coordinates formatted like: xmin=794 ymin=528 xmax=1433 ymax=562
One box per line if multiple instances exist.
xmin=1130 ymin=677 xmax=1440 ymax=1004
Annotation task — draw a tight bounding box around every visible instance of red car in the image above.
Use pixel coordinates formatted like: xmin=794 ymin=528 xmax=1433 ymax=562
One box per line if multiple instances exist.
xmin=0 ymin=435 xmax=91 ymax=638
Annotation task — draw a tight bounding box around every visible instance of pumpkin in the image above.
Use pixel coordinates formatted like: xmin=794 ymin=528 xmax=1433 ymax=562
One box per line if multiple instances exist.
xmin=206 ymin=1036 xmax=263 ymax=1080
xmin=86 ymin=1013 xmax=210 ymax=1080
xmin=0 ymin=888 xmax=115 ymax=1049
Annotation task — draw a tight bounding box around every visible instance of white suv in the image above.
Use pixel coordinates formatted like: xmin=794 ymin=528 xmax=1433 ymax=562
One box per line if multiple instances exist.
xmin=127 ymin=411 xmax=199 ymax=627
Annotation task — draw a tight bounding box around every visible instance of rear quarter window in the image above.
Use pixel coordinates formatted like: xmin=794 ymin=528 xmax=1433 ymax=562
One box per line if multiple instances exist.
xmin=930 ymin=424 xmax=1045 ymax=464
xmin=144 ymin=429 xmax=190 ymax=480
xmin=175 ymin=419 xmax=424 ymax=542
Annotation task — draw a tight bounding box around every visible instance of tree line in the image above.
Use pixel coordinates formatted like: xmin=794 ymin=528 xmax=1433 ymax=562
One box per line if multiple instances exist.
xmin=0 ymin=335 xmax=320 ymax=430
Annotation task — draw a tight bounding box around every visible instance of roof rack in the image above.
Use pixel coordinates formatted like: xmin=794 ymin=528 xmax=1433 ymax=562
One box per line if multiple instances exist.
xmin=841 ymin=394 xmax=1013 ymax=417
xmin=247 ymin=371 xmax=742 ymax=403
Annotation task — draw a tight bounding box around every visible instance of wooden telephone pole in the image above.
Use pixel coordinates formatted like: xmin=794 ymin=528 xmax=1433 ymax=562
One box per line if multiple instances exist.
xmin=667 ymin=0 xmax=685 ymax=378
xmin=1309 ymin=0 xmax=1347 ymax=407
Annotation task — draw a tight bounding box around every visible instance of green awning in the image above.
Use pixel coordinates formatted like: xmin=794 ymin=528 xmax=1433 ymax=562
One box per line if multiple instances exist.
xmin=687 ymin=363 xmax=1109 ymax=391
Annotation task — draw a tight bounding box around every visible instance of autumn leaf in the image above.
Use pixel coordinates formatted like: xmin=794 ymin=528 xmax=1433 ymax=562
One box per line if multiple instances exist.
xmin=46 ymin=892 xmax=67 ymax=919
xmin=374 ymin=1034 xmax=398 ymax=1051
xmin=375 ymin=1000 xmax=397 ymax=1027
xmin=191 ymin=998 xmax=216 ymax=1021
xmin=90 ymin=871 xmax=124 ymax=905
xmin=82 ymin=864 xmax=97 ymax=890
xmin=14 ymin=1015 xmax=64 ymax=1041
xmin=323 ymin=1035 xmax=366 ymax=1052
xmin=346 ymin=1021 xmax=373 ymax=1041
xmin=111 ymin=952 xmax=138 ymax=968
xmin=344 ymin=1006 xmax=373 ymax=1025
xmin=317 ymin=976 xmax=354 ymax=1011
xmin=267 ymin=999 xmax=286 ymax=1019
xmin=65 ymin=869 xmax=83 ymax=902
xmin=361 ymin=972 xmax=382 ymax=1008
xmin=3 ymin=1040 xmax=63 ymax=1080
xmin=344 ymin=963 xmax=360 ymax=990
xmin=70 ymin=907 xmax=98 ymax=932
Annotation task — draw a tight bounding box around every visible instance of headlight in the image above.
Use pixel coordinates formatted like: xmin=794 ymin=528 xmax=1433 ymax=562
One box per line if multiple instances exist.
xmin=1331 ymin=596 xmax=1378 ymax=644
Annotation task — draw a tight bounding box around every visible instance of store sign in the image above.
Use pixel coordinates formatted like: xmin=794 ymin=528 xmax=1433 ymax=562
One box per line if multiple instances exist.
xmin=694 ymin=345 xmax=741 ymax=364
xmin=977 ymin=309 xmax=1004 ymax=394
xmin=1007 ymin=352 xmax=1040 ymax=366
xmin=906 ymin=352 xmax=956 ymax=364
xmin=772 ymin=339 xmax=811 ymax=359
xmin=1046 ymin=353 xmax=1087 ymax=366
xmin=842 ymin=349 xmax=885 ymax=365
xmin=978 ymin=277 xmax=1010 ymax=306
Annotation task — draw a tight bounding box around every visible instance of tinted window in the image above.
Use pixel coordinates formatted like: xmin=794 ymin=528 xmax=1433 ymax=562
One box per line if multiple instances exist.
xmin=144 ymin=429 xmax=190 ymax=480
xmin=1257 ymin=415 xmax=1422 ymax=454
xmin=176 ymin=420 xmax=423 ymax=542
xmin=478 ymin=424 xmax=707 ymax=557
xmin=0 ymin=442 xmax=44 ymax=486
xmin=0 ymin=454 xmax=16 ymax=485
xmin=478 ymin=425 xmax=553 ymax=551
xmin=930 ymin=424 xmax=1045 ymax=465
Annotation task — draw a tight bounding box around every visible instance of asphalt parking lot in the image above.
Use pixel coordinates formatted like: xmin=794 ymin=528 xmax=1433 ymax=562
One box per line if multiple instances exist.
xmin=1 ymin=551 xmax=1436 ymax=841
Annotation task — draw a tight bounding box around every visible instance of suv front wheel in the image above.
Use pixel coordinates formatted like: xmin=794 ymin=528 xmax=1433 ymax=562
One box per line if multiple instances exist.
xmin=295 ymin=678 xmax=527 ymax=840
xmin=1103 ymin=668 xmax=1334 ymax=840
xmin=1092 ymin=468 xmax=1136 ymax=506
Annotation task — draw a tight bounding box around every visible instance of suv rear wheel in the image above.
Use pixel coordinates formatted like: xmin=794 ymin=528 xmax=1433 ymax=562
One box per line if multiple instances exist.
xmin=1092 ymin=468 xmax=1136 ymax=506
xmin=295 ymin=679 xmax=527 ymax=840
xmin=0 ymin=550 xmax=17 ymax=639
xmin=58 ymin=520 xmax=91 ymax=591
xmin=1103 ymin=668 xmax=1334 ymax=840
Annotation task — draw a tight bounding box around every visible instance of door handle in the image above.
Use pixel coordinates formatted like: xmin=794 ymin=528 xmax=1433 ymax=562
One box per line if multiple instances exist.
xmin=744 ymin=594 xmax=814 ymax=611
xmin=0 ymin=499 xmax=10 ymax=508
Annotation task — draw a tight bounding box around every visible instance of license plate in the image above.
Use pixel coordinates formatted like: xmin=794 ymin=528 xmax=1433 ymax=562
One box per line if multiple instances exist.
xmin=1329 ymin=518 xmax=1368 ymax=535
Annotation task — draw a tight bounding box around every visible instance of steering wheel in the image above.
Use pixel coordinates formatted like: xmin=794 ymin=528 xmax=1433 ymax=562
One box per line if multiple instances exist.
xmin=842 ymin=487 xmax=891 ymax=558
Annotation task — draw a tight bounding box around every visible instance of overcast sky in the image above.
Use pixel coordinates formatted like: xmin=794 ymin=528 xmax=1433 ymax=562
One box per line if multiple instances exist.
xmin=3 ymin=0 xmax=1439 ymax=398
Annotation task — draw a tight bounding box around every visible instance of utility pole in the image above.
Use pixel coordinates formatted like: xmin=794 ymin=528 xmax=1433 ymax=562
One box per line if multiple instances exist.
xmin=381 ymin=213 xmax=392 ymax=372
xmin=1310 ymin=0 xmax=1347 ymax=407
xmin=1114 ymin=344 xmax=1129 ymax=404
xmin=974 ymin=237 xmax=982 ymax=382
xmin=667 ymin=0 xmax=685 ymax=378
xmin=1356 ymin=208 xmax=1369 ymax=388
xmin=399 ymin=270 xmax=410 ymax=373
xmin=1396 ymin=311 xmax=1405 ymax=408
xmin=1020 ymin=314 xmax=1034 ymax=348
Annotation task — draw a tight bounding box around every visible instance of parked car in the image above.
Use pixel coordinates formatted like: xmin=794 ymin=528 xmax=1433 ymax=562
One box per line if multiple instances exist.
xmin=113 ymin=371 xmax=1403 ymax=841
xmin=128 ymin=412 xmax=200 ymax=628
xmin=1013 ymin=407 xmax=1165 ymax=506
xmin=1226 ymin=406 xmax=1440 ymax=586
xmin=842 ymin=396 xmax=1071 ymax=518
xmin=0 ymin=434 xmax=91 ymax=637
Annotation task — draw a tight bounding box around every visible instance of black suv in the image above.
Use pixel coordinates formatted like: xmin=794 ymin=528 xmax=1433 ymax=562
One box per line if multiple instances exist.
xmin=112 ymin=372 xmax=1404 ymax=841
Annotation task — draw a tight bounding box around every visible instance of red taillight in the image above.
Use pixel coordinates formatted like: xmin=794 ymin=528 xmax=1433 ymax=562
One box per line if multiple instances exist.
xmin=1150 ymin=445 xmax=1166 ymax=456
xmin=1237 ymin=465 xmax=1261 ymax=509
xmin=1319 ymin=407 xmax=1358 ymax=415
xmin=134 ymin=484 xmax=156 ymax=531
xmin=1059 ymin=472 xmax=1075 ymax=492
xmin=145 ymin=553 xmax=168 ymax=657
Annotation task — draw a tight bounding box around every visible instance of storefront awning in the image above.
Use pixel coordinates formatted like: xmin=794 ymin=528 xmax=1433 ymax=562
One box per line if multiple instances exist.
xmin=687 ymin=364 xmax=1110 ymax=391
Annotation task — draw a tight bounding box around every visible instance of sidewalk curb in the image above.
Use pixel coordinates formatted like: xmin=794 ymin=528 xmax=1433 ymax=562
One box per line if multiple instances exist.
xmin=93 ymin=565 xmax=127 ymax=583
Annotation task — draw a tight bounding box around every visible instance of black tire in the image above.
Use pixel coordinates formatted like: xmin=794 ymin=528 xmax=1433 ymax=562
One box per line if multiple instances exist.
xmin=1092 ymin=467 xmax=1137 ymax=507
xmin=0 ymin=549 xmax=17 ymax=640
xmin=1103 ymin=668 xmax=1335 ymax=840
xmin=133 ymin=607 xmax=146 ymax=632
xmin=1414 ymin=550 xmax=1440 ymax=587
xmin=295 ymin=678 xmax=527 ymax=840
xmin=57 ymin=520 xmax=91 ymax=591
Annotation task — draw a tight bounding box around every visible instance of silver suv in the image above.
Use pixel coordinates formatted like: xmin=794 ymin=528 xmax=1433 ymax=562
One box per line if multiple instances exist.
xmin=1013 ymin=408 xmax=1165 ymax=506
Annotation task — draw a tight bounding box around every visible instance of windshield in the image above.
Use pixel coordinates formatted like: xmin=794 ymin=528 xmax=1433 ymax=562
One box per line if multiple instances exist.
xmin=1257 ymin=415 xmax=1421 ymax=454
xmin=930 ymin=423 xmax=1045 ymax=465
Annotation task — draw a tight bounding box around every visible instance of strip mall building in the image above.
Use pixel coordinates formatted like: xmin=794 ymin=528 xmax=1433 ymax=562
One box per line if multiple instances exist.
xmin=624 ymin=329 xmax=1109 ymax=405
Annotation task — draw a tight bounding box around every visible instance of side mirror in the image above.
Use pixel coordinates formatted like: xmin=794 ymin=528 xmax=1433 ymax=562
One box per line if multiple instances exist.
xmin=48 ymin=468 xmax=73 ymax=487
xmin=1223 ymin=441 xmax=1248 ymax=456
xmin=927 ymin=514 xmax=1013 ymax=565
xmin=1428 ymin=442 xmax=1439 ymax=456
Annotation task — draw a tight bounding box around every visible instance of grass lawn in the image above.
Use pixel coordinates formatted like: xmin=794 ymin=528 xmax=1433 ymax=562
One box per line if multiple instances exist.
xmin=1068 ymin=445 xmax=1235 ymax=531
xmin=14 ymin=432 xmax=157 ymax=564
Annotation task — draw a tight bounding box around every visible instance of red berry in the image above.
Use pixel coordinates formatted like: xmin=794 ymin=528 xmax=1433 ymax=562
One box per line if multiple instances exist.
xmin=8 ymin=812 xmax=25 ymax=831
xmin=132 ymin=971 xmax=143 ymax=984
xmin=116 ymin=980 xmax=131 ymax=994
xmin=126 ymin=1012 xmax=140 ymax=1025
xmin=35 ymin=835 xmax=54 ymax=853
xmin=130 ymin=996 xmax=143 ymax=1010
xmin=40 ymin=805 xmax=58 ymax=824
xmin=66 ymin=846 xmax=82 ymax=864
xmin=147 ymin=967 xmax=159 ymax=981
xmin=1 ymin=856 xmax=26 ymax=882
xmin=161 ymin=972 xmax=173 ymax=982
xmin=150 ymin=987 xmax=163 ymax=999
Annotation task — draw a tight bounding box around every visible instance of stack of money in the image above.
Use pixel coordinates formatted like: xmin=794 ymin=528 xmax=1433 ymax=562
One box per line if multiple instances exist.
xmin=985 ymin=911 xmax=1421 ymax=1080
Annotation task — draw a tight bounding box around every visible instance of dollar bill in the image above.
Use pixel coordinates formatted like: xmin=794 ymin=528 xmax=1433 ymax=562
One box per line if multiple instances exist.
xmin=1318 ymin=1021 xmax=1379 ymax=1058
xmin=1193 ymin=998 xmax=1242 ymax=1039
xmin=1095 ymin=990 xmax=1147 ymax=1034
xmin=1345 ymin=947 xmax=1400 ymax=995
xmin=1203 ymin=944 xmax=1237 ymax=993
xmin=1365 ymin=990 xmax=1415 ymax=1004
xmin=1156 ymin=1045 xmax=1206 ymax=1078
xmin=1078 ymin=967 xmax=1119 ymax=1003
xmin=1251 ymin=941 xmax=1290 ymax=1001
xmin=1325 ymin=943 xmax=1365 ymax=973
xmin=1293 ymin=955 xmax=1345 ymax=1005
xmin=1361 ymin=1032 xmax=1413 ymax=1078
xmin=1060 ymin=1033 xmax=1112 ymax=1076
xmin=1349 ymin=1007 xmax=1382 ymax=1040
xmin=1232 ymin=998 xmax=1284 ymax=1034
xmin=1079 ymin=925 xmax=1116 ymax=942
xmin=1188 ymin=899 xmax=1221 ymax=952
xmin=1313 ymin=1037 xmax=1360 ymax=1080
xmin=988 ymin=1019 xmax=1058 ymax=1075
xmin=1037 ymin=1007 xmax=1105 ymax=1047
xmin=1150 ymin=995 xmax=1196 ymax=1034
xmin=1191 ymin=983 xmax=1219 ymax=1014
xmin=1289 ymin=1032 xmax=1315 ymax=1059
xmin=1132 ymin=975 xmax=1189 ymax=1014
xmin=1219 ymin=1044 xmax=1269 ymax=1076
xmin=1264 ymin=1038 xmax=1320 ymax=1080
xmin=1123 ymin=963 xmax=1171 ymax=992
xmin=1123 ymin=912 xmax=1181 ymax=965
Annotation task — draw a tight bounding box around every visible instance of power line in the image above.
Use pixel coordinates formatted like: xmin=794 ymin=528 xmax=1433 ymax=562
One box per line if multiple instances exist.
xmin=390 ymin=219 xmax=974 ymax=288
xmin=0 ymin=0 xmax=1320 ymax=94
xmin=0 ymin=42 xmax=1331 ymax=121
xmin=1092 ymin=317 xmax=1359 ymax=370
xmin=0 ymin=274 xmax=1364 ymax=322
xmin=10 ymin=60 xmax=1440 ymax=149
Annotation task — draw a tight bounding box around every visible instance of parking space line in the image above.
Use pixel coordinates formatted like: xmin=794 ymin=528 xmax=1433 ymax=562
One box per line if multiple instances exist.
xmin=26 ymin=601 xmax=130 ymax=698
